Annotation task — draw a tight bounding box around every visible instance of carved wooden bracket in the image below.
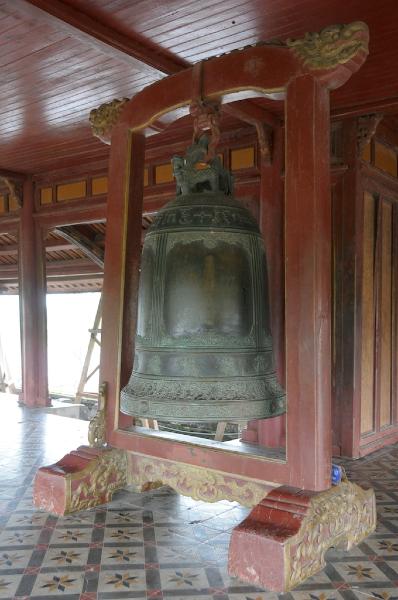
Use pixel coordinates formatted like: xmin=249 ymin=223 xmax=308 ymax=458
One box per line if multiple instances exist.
xmin=286 ymin=21 xmax=369 ymax=70
xmin=357 ymin=113 xmax=383 ymax=156
xmin=55 ymin=225 xmax=105 ymax=269
xmin=88 ymin=382 xmax=107 ymax=448
xmin=89 ymin=98 xmax=129 ymax=145
xmin=0 ymin=176 xmax=23 ymax=208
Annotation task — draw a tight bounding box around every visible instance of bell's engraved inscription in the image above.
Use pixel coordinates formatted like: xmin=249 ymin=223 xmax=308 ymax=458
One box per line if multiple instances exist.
xmin=179 ymin=208 xmax=194 ymax=225
xmin=154 ymin=206 xmax=258 ymax=231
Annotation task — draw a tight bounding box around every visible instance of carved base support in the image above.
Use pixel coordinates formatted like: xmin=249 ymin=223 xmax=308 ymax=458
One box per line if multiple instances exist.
xmin=128 ymin=453 xmax=275 ymax=507
xmin=228 ymin=481 xmax=376 ymax=592
xmin=33 ymin=446 xmax=128 ymax=515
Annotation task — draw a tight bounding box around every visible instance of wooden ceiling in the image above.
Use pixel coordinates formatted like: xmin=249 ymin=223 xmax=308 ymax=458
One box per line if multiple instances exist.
xmin=0 ymin=0 xmax=398 ymax=175
xmin=0 ymin=223 xmax=105 ymax=293
xmin=0 ymin=216 xmax=156 ymax=293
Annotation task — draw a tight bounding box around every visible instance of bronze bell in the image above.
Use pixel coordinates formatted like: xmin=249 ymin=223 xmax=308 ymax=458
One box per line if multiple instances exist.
xmin=121 ymin=136 xmax=286 ymax=422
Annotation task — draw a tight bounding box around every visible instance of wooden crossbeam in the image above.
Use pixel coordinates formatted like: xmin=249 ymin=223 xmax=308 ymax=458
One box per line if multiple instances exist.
xmin=0 ymin=259 xmax=103 ymax=280
xmin=54 ymin=225 xmax=105 ymax=269
xmin=223 ymin=101 xmax=281 ymax=129
xmin=0 ymin=236 xmax=106 ymax=257
xmin=12 ymin=0 xmax=278 ymax=132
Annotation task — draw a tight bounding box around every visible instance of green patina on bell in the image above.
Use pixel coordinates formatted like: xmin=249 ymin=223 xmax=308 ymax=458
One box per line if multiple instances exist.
xmin=120 ymin=136 xmax=286 ymax=422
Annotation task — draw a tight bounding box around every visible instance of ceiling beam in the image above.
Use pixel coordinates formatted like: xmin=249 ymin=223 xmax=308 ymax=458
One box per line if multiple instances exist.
xmin=54 ymin=225 xmax=105 ymax=269
xmin=0 ymin=244 xmax=18 ymax=257
xmin=13 ymin=0 xmax=189 ymax=75
xmin=0 ymin=259 xmax=103 ymax=280
xmin=331 ymin=97 xmax=398 ymax=120
xmin=0 ymin=168 xmax=27 ymax=182
xmin=0 ymin=236 xmax=106 ymax=257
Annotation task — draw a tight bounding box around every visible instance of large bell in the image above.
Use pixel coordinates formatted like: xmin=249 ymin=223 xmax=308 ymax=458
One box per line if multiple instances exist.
xmin=121 ymin=136 xmax=286 ymax=422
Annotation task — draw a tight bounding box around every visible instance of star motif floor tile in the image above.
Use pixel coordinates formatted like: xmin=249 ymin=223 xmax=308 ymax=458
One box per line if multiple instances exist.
xmin=3 ymin=396 xmax=398 ymax=599
xmin=51 ymin=528 xmax=92 ymax=544
xmin=101 ymin=545 xmax=145 ymax=565
xmin=331 ymin=561 xmax=391 ymax=583
xmin=0 ymin=573 xmax=24 ymax=598
xmin=0 ymin=548 xmax=33 ymax=570
xmin=30 ymin=571 xmax=85 ymax=596
xmin=0 ymin=527 xmax=42 ymax=547
xmin=159 ymin=566 xmax=210 ymax=591
xmin=97 ymin=567 xmax=146 ymax=592
xmin=41 ymin=545 xmax=90 ymax=567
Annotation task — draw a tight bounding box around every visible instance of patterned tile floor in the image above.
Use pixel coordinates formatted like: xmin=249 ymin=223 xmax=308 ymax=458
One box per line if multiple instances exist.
xmin=0 ymin=394 xmax=398 ymax=600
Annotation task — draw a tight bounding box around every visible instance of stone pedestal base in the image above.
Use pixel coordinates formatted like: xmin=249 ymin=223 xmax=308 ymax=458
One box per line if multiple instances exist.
xmin=228 ymin=480 xmax=376 ymax=592
xmin=33 ymin=446 xmax=128 ymax=515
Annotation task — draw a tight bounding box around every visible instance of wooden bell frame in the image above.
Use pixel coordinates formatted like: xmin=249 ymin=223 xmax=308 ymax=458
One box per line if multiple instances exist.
xmin=100 ymin=29 xmax=369 ymax=492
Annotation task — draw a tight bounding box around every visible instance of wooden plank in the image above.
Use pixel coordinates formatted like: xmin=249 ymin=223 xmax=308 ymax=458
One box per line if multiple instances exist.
xmin=379 ymin=200 xmax=393 ymax=427
xmin=393 ymin=205 xmax=398 ymax=425
xmin=360 ymin=192 xmax=376 ymax=435
xmin=331 ymin=119 xmax=362 ymax=457
xmin=13 ymin=0 xmax=189 ymax=74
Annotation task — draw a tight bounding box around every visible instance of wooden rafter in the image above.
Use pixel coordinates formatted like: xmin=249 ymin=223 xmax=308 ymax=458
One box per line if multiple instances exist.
xmin=0 ymin=259 xmax=103 ymax=280
xmin=54 ymin=225 xmax=105 ymax=269
xmin=0 ymin=236 xmax=105 ymax=257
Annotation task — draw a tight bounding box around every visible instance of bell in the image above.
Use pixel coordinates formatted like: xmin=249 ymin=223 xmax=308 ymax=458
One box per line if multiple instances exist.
xmin=121 ymin=136 xmax=286 ymax=422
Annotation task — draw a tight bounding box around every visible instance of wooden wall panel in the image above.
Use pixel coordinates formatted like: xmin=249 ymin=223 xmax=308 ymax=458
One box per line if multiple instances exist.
xmin=360 ymin=191 xmax=376 ymax=435
xmin=379 ymin=200 xmax=393 ymax=428
xmin=375 ymin=142 xmax=397 ymax=177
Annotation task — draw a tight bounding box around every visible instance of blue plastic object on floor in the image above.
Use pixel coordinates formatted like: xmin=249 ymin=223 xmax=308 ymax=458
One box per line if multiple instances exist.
xmin=331 ymin=463 xmax=343 ymax=485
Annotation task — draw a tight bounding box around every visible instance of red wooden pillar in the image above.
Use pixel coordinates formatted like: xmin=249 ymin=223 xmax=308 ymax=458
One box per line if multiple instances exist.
xmin=100 ymin=127 xmax=146 ymax=434
xmin=332 ymin=119 xmax=362 ymax=457
xmin=19 ymin=178 xmax=49 ymax=407
xmin=285 ymin=75 xmax=332 ymax=491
